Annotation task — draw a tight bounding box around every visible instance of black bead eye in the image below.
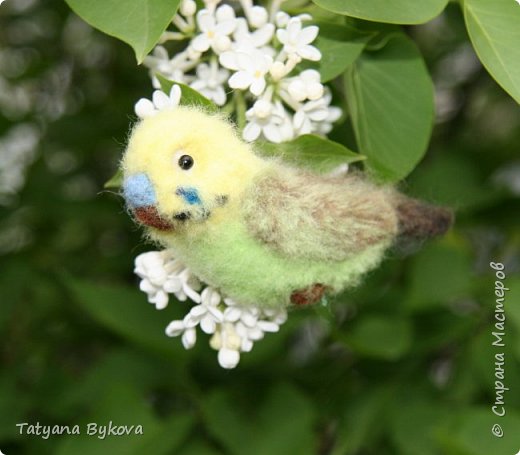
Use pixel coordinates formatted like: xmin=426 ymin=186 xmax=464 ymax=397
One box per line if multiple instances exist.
xmin=178 ymin=154 xmax=194 ymax=170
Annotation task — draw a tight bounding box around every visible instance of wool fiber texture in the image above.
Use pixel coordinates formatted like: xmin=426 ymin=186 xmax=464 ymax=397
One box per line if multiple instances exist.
xmin=122 ymin=107 xmax=453 ymax=308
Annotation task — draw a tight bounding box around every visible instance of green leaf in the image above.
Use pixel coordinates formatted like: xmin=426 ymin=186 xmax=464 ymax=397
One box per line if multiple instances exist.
xmin=252 ymin=384 xmax=315 ymax=455
xmin=202 ymin=383 xmax=316 ymax=455
xmin=405 ymin=242 xmax=473 ymax=311
xmin=104 ymin=169 xmax=123 ymax=189
xmin=66 ymin=278 xmax=185 ymax=358
xmin=464 ymin=0 xmax=520 ymax=103
xmin=332 ymin=387 xmax=390 ymax=455
xmin=389 ymin=401 xmax=448 ymax=455
xmin=56 ymin=382 xmax=194 ymax=455
xmin=312 ymin=0 xmax=448 ymax=24
xmin=445 ymin=408 xmax=520 ymax=455
xmin=0 ymin=374 xmax=31 ymax=440
xmin=157 ymin=75 xmax=219 ymax=112
xmin=345 ymin=34 xmax=434 ymax=182
xmin=406 ymin=152 xmax=502 ymax=211
xmin=55 ymin=349 xmax=169 ymax=419
xmin=178 ymin=442 xmax=223 ymax=455
xmin=65 ymin=0 xmax=181 ymax=63
xmin=345 ymin=315 xmax=413 ymax=360
xmin=468 ymin=329 xmax=520 ymax=396
xmin=312 ymin=22 xmax=371 ymax=82
xmin=255 ymin=134 xmax=365 ymax=173
xmin=506 ymin=278 xmax=520 ymax=334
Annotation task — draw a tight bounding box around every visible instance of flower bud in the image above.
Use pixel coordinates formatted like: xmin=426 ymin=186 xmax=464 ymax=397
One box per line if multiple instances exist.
xmin=213 ymin=35 xmax=231 ymax=53
xmin=166 ymin=320 xmax=185 ymax=337
xmin=275 ymin=11 xmax=289 ymax=27
xmin=210 ymin=331 xmax=222 ymax=350
xmin=253 ymin=99 xmax=272 ymax=118
xmin=249 ymin=6 xmax=268 ymax=28
xmin=180 ymin=0 xmax=196 ymax=17
xmin=307 ymin=82 xmax=324 ymax=100
xmin=218 ymin=348 xmax=240 ymax=369
xmin=216 ymin=4 xmax=235 ymax=21
xmin=288 ymin=80 xmax=307 ymax=102
xmin=222 ymin=322 xmax=242 ymax=350
xmin=269 ymin=61 xmax=286 ymax=81
xmin=182 ymin=328 xmax=197 ymax=349
xmin=298 ymin=13 xmax=313 ymax=22
xmin=186 ymin=45 xmax=202 ymax=60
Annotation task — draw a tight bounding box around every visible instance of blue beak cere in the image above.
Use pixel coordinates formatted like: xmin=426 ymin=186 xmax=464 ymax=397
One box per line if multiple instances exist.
xmin=123 ymin=173 xmax=173 ymax=231
xmin=123 ymin=173 xmax=157 ymax=208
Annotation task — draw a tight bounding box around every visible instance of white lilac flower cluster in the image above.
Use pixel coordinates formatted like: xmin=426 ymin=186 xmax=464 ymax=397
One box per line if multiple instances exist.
xmin=135 ymin=250 xmax=287 ymax=369
xmin=141 ymin=0 xmax=341 ymax=143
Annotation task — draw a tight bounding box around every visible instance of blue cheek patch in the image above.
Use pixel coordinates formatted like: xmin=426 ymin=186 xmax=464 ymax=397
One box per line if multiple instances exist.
xmin=176 ymin=187 xmax=202 ymax=205
xmin=123 ymin=173 xmax=157 ymax=208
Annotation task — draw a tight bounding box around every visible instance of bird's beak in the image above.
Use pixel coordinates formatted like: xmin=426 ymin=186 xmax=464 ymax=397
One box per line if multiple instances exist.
xmin=123 ymin=173 xmax=174 ymax=231
xmin=133 ymin=206 xmax=174 ymax=231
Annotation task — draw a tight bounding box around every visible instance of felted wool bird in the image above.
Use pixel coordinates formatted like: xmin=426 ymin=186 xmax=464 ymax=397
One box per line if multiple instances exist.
xmin=122 ymin=107 xmax=453 ymax=308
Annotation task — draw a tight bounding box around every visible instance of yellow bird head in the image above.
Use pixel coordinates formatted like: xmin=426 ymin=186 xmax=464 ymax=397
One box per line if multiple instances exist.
xmin=122 ymin=107 xmax=266 ymax=231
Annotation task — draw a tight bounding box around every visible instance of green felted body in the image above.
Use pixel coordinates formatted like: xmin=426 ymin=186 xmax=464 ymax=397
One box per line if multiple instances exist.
xmin=161 ymin=215 xmax=390 ymax=308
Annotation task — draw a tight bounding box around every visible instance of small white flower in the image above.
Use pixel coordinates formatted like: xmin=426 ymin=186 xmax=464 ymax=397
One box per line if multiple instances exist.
xmin=190 ymin=62 xmax=229 ymax=106
xmin=165 ymin=320 xmax=197 ymax=349
xmin=143 ymin=46 xmax=170 ymax=72
xmin=135 ymin=251 xmax=172 ymax=309
xmin=232 ymin=17 xmax=275 ymax=53
xmin=192 ymin=5 xmax=237 ymax=54
xmin=210 ymin=322 xmax=242 ymax=368
xmin=218 ymin=348 xmax=240 ymax=369
xmin=180 ymin=0 xmax=197 ymax=17
xmin=165 ymin=320 xmax=185 ymax=336
xmin=275 ymin=11 xmax=290 ymax=28
xmin=182 ymin=327 xmax=197 ymax=349
xmin=297 ymin=13 xmax=314 ymax=22
xmin=276 ymin=17 xmax=321 ymax=62
xmin=157 ymin=264 xmax=288 ymax=369
xmin=134 ymin=250 xmax=201 ymax=308
xmin=134 ymin=85 xmax=182 ymax=119
xmin=144 ymin=47 xmax=192 ymax=88
xmin=285 ymin=69 xmax=324 ymax=102
xmin=314 ymin=105 xmax=342 ymax=135
xmin=269 ymin=61 xmax=286 ymax=80
xmin=243 ymin=99 xmax=293 ymax=143
xmin=220 ymin=50 xmax=272 ymax=96
xmin=293 ymin=91 xmax=341 ymax=136
xmin=185 ymin=45 xmax=203 ymax=63
xmin=248 ymin=6 xmax=268 ymax=28
xmin=293 ymin=103 xmax=328 ymax=135
xmin=239 ymin=0 xmax=269 ymax=28
xmin=183 ymin=287 xmax=224 ymax=334
xmin=223 ymin=298 xmax=287 ymax=355
xmin=203 ymin=0 xmax=222 ymax=12
xmin=328 ymin=163 xmax=350 ymax=178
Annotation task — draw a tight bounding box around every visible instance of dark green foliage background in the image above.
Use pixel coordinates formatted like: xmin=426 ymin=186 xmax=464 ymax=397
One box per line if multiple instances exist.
xmin=1 ymin=1 xmax=519 ymax=454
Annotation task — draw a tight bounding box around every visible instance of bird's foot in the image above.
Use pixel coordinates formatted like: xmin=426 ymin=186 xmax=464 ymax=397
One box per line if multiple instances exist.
xmin=290 ymin=284 xmax=327 ymax=306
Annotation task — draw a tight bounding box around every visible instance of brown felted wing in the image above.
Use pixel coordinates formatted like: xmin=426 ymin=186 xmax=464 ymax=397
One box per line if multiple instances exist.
xmin=242 ymin=167 xmax=400 ymax=262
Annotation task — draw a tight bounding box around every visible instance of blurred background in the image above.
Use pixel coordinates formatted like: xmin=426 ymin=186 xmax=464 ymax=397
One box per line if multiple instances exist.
xmin=1 ymin=0 xmax=519 ymax=454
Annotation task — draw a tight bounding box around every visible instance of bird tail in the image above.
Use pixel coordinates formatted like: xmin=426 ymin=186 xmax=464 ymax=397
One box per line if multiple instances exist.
xmin=395 ymin=196 xmax=454 ymax=241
